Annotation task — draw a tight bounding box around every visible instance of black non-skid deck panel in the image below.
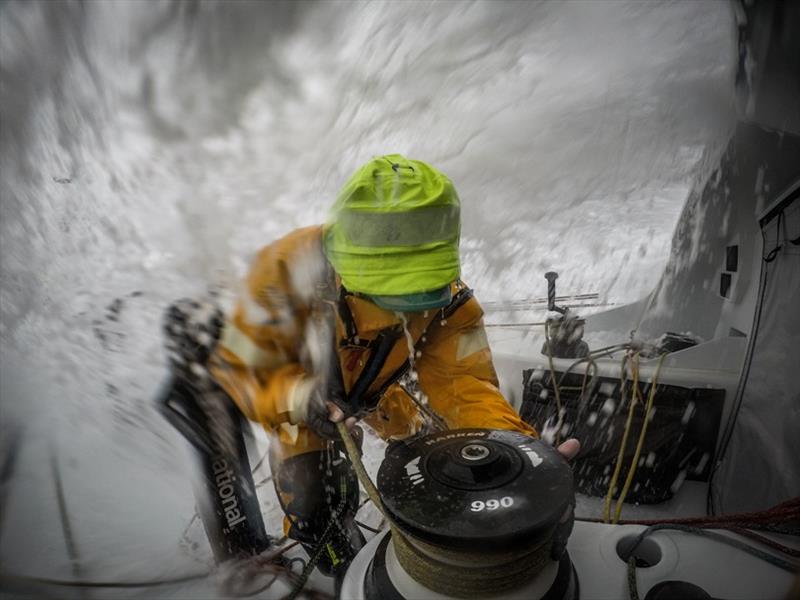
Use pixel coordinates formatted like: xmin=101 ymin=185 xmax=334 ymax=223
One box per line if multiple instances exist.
xmin=520 ymin=369 xmax=724 ymax=504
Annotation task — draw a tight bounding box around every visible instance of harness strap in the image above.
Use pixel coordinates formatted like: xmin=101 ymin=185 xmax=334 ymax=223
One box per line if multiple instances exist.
xmin=361 ymin=285 xmax=474 ymax=410
xmin=337 ymin=286 xmax=358 ymax=342
xmin=346 ymin=328 xmax=404 ymax=415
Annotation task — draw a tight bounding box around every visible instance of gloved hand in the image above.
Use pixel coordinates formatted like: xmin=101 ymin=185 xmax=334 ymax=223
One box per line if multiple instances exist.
xmin=162 ymin=298 xmax=224 ymax=380
xmin=306 ymin=391 xmax=342 ymax=440
xmin=287 ymin=376 xmax=358 ymax=441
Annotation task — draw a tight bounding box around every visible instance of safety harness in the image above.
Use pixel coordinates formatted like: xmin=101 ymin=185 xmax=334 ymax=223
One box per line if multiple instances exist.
xmin=334 ymin=283 xmax=474 ymax=417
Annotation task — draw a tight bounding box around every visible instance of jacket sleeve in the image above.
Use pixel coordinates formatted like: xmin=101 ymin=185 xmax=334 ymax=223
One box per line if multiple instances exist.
xmin=416 ymin=289 xmax=538 ymax=437
xmin=209 ymin=226 xmax=324 ymax=430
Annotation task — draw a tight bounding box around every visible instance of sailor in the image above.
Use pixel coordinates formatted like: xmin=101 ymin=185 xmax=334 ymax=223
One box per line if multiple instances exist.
xmin=165 ymin=154 xmax=579 ymax=581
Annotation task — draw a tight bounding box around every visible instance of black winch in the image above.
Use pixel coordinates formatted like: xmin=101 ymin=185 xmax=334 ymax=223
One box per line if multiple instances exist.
xmin=360 ymin=429 xmax=579 ymax=599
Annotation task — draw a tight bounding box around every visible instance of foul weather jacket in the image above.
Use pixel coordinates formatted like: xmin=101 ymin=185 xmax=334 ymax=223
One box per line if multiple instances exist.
xmin=210 ymin=226 xmax=536 ymax=457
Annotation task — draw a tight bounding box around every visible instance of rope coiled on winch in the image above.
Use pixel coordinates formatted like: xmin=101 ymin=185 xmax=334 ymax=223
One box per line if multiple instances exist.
xmin=392 ymin=525 xmax=554 ymax=598
xmin=334 ymin=422 xmax=557 ymax=598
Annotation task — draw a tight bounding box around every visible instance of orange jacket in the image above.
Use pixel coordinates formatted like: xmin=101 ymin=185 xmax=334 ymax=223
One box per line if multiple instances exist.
xmin=210 ymin=226 xmax=536 ymax=452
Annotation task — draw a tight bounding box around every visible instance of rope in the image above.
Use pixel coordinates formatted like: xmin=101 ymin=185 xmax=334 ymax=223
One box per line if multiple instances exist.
xmin=355 ymin=520 xmax=382 ymax=534
xmin=727 ymin=527 xmax=800 ymax=557
xmin=256 ymin=475 xmax=274 ymax=488
xmin=604 ymin=353 xmax=634 ymax=522
xmin=625 ymin=523 xmax=800 ymax=600
xmin=223 ymin=541 xmax=302 ymax=597
xmin=578 ymin=496 xmax=800 ymax=537
xmin=279 ymin=443 xmax=367 ymax=600
xmin=626 ymin=557 xmax=640 ymax=600
xmin=0 ymin=539 xmax=309 ymax=594
xmin=409 ymin=394 xmax=448 ymax=432
xmin=577 ymin=355 xmax=597 ymax=406
xmin=604 ymin=353 xmax=666 ymax=523
xmin=336 ymin=422 xmax=386 ymax=513
xmin=612 ymin=353 xmax=667 ymax=523
xmin=0 ymin=571 xmax=212 ymax=590
xmin=552 ymin=344 xmax=628 ymax=395
xmin=400 ymin=376 xmax=449 ymax=432
xmin=710 ymin=207 xmax=787 ymax=515
xmin=544 ymin=321 xmax=565 ymax=445
xmin=283 ymin=509 xmax=344 ymax=600
xmin=392 ymin=528 xmax=552 ymax=598
xmin=482 ymin=292 xmax=600 ymax=311
xmin=485 ymin=321 xmax=547 ymax=329
xmin=251 ymin=448 xmax=270 ymax=478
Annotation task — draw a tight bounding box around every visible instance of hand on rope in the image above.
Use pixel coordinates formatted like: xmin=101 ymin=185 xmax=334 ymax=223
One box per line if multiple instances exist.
xmin=305 ymin=395 xmax=357 ymax=440
xmin=288 ymin=340 xmax=360 ymax=441
xmin=284 ymin=373 xmax=358 ymax=440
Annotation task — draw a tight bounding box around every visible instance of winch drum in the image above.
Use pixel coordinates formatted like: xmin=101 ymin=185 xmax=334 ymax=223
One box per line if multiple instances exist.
xmin=347 ymin=428 xmax=579 ymax=600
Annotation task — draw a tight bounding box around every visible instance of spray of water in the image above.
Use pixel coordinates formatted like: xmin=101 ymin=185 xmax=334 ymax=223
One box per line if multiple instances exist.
xmin=0 ymin=0 xmax=735 ymax=593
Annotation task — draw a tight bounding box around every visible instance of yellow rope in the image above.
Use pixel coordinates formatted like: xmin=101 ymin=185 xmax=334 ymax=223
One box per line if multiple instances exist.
xmin=336 ymin=422 xmax=386 ymax=515
xmin=603 ymin=353 xmax=669 ymax=523
xmin=603 ymin=352 xmax=637 ymax=523
xmin=538 ymin=323 xmax=666 ymax=525
xmin=612 ymin=353 xmax=667 ymax=523
xmin=578 ymin=355 xmax=597 ymax=406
